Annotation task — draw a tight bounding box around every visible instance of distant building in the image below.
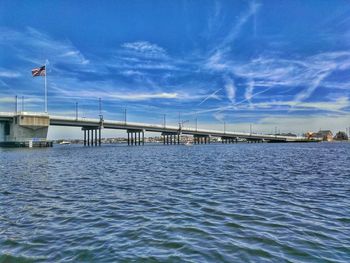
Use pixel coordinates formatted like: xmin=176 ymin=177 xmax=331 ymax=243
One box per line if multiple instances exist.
xmin=334 ymin=131 xmax=349 ymax=141
xmin=313 ymin=130 xmax=333 ymax=141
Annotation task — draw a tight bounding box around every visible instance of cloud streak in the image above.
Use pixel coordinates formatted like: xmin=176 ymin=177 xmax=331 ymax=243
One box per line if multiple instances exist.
xmin=0 ymin=70 xmax=21 ymax=78
xmin=224 ymin=77 xmax=236 ymax=103
xmin=121 ymin=41 xmax=167 ymax=59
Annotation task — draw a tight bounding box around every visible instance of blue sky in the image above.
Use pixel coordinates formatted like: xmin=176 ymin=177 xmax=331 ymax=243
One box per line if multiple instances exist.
xmin=1 ymin=0 xmax=350 ymax=136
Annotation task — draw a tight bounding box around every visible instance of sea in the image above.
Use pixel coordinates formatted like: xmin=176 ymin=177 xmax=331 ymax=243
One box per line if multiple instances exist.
xmin=0 ymin=142 xmax=349 ymax=262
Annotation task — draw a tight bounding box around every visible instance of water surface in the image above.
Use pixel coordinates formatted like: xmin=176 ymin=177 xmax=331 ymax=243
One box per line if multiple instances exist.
xmin=1 ymin=143 xmax=349 ymax=262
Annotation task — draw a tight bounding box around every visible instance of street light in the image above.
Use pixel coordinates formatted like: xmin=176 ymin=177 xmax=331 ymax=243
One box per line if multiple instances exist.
xmin=179 ymin=120 xmax=189 ymax=131
xmin=75 ymin=102 xmax=78 ymax=120
xmin=15 ymin=95 xmax=18 ymax=114
xmin=98 ymin=98 xmax=102 ymax=120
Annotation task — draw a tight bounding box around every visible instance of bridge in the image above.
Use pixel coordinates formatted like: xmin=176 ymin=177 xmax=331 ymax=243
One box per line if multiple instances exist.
xmin=0 ymin=112 xmax=308 ymax=147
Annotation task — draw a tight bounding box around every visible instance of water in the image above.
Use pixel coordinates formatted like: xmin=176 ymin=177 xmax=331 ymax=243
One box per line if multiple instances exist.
xmin=1 ymin=143 xmax=349 ymax=262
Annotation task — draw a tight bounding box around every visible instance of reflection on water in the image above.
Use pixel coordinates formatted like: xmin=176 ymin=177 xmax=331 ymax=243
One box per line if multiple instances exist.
xmin=1 ymin=143 xmax=350 ymax=262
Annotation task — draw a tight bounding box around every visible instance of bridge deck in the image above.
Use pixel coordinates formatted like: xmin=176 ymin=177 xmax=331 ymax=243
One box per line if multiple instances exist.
xmin=0 ymin=112 xmax=305 ymax=142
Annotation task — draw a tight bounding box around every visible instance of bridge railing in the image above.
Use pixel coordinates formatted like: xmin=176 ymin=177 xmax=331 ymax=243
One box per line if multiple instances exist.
xmin=49 ymin=115 xmax=307 ymax=139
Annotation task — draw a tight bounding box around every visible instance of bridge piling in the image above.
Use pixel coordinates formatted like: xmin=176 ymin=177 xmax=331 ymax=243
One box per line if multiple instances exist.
xmin=95 ymin=129 xmax=98 ymax=146
xmin=92 ymin=129 xmax=94 ymax=146
xmin=84 ymin=130 xmax=86 ymax=146
xmin=126 ymin=129 xmax=145 ymax=146
xmin=99 ymin=127 xmax=101 ymax=146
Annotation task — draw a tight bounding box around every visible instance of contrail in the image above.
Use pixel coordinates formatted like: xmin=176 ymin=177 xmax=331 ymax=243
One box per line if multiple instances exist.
xmin=197 ymin=88 xmax=222 ymax=106
xmin=233 ymin=86 xmax=273 ymax=107
xmin=192 ymin=86 xmax=273 ymax=115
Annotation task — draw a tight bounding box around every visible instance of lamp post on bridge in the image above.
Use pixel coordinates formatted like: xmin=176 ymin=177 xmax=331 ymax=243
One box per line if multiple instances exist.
xmin=15 ymin=95 xmax=18 ymax=114
xmin=98 ymin=98 xmax=103 ymax=121
xmin=163 ymin=114 xmax=166 ymax=128
xmin=124 ymin=108 xmax=127 ymax=125
xmin=75 ymin=102 xmax=78 ymax=120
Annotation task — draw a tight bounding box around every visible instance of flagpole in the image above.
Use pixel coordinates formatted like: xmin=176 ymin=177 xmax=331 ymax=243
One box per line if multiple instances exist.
xmin=45 ymin=61 xmax=47 ymax=113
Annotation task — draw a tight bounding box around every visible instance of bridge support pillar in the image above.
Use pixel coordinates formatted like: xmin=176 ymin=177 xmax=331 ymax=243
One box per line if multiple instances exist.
xmin=91 ymin=129 xmax=94 ymax=146
xmin=127 ymin=129 xmax=144 ymax=146
xmin=221 ymin=136 xmax=237 ymax=144
xmin=162 ymin=132 xmax=180 ymax=145
xmin=99 ymin=127 xmax=102 ymax=146
xmin=83 ymin=127 xmax=100 ymax=147
xmin=87 ymin=130 xmax=90 ymax=146
xmin=194 ymin=134 xmax=210 ymax=145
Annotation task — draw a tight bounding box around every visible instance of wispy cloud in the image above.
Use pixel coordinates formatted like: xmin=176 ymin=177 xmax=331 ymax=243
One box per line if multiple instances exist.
xmin=121 ymin=41 xmax=167 ymax=59
xmin=109 ymin=92 xmax=178 ymax=101
xmin=224 ymin=76 xmax=236 ymax=103
xmin=211 ymin=1 xmax=261 ymax=54
xmin=0 ymin=96 xmax=43 ymax=103
xmin=244 ymin=80 xmax=254 ymax=106
xmin=205 ymin=50 xmax=350 ymax=104
xmin=50 ymin=82 xmax=206 ymax=102
xmin=0 ymin=27 xmax=90 ymax=66
xmin=59 ymin=50 xmax=89 ymax=65
xmin=205 ymin=1 xmax=261 ymax=73
xmin=213 ymin=112 xmax=225 ymax=122
xmin=248 ymin=96 xmax=350 ymax=113
xmin=0 ymin=70 xmax=21 ymax=78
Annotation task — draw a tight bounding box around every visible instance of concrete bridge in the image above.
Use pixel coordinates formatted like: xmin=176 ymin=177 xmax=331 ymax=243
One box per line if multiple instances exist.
xmin=0 ymin=112 xmax=306 ymax=147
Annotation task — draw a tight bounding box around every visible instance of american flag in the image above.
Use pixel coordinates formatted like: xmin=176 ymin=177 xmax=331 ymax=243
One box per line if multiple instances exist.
xmin=31 ymin=66 xmax=46 ymax=77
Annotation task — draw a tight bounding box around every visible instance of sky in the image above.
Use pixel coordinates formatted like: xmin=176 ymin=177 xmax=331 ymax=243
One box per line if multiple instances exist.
xmin=1 ymin=0 xmax=350 ymax=138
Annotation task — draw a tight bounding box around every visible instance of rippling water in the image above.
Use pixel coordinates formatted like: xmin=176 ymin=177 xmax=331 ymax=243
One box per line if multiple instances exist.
xmin=1 ymin=142 xmax=350 ymax=262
